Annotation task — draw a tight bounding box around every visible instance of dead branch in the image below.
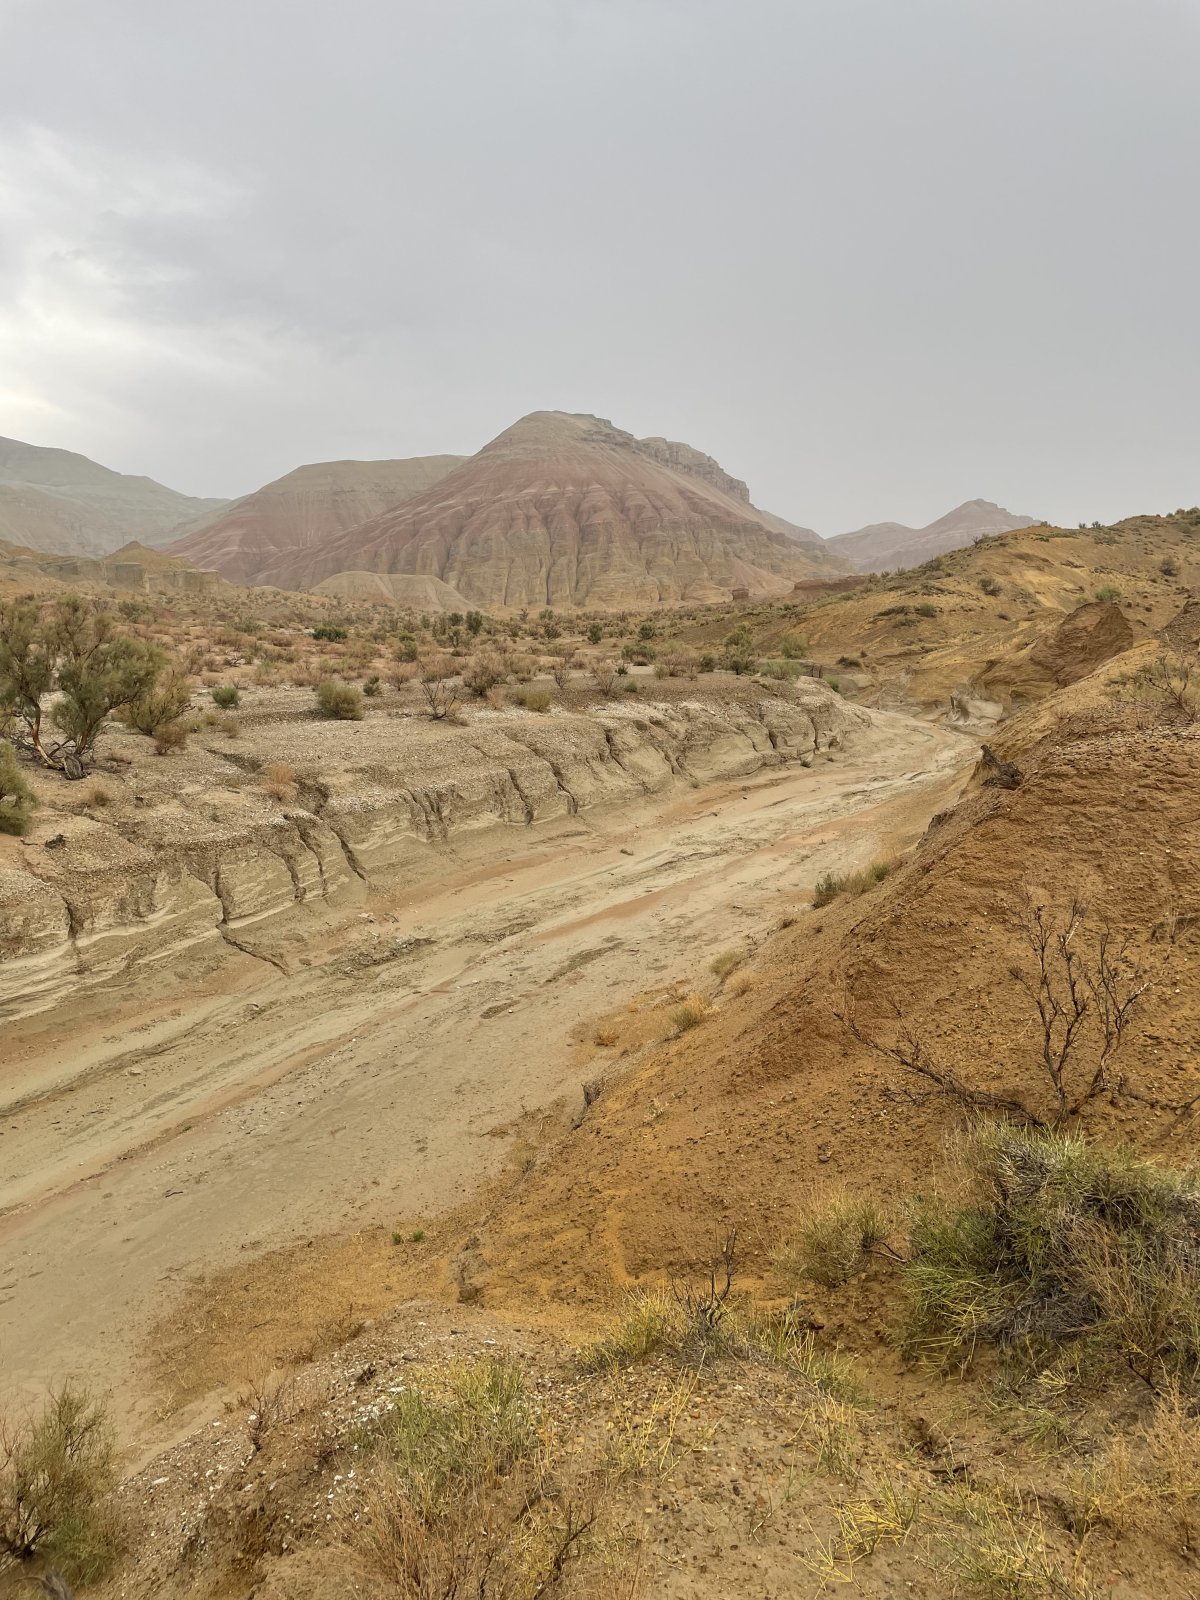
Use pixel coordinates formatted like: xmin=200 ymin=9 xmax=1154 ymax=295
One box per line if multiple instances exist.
xmin=836 ymin=998 xmax=1040 ymax=1124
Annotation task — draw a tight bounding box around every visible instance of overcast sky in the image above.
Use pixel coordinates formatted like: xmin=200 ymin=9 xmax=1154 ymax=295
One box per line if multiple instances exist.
xmin=1 ymin=0 xmax=1198 ymax=532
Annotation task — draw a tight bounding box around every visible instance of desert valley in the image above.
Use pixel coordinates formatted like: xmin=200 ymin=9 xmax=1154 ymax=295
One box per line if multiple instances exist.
xmin=1 ymin=400 xmax=1199 ymax=1600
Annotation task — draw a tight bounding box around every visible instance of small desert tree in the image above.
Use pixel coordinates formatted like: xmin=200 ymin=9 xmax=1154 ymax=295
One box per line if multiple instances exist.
xmin=50 ymin=600 xmax=164 ymax=760
xmin=0 ymin=597 xmax=167 ymax=770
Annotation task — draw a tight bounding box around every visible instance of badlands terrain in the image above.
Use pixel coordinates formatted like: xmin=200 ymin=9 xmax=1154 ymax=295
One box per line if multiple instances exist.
xmin=0 ymin=498 xmax=1199 ymax=1599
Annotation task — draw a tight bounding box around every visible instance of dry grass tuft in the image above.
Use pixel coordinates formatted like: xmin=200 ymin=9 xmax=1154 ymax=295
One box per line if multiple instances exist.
xmin=259 ymin=761 xmax=298 ymax=804
xmin=775 ymin=1189 xmax=889 ymax=1290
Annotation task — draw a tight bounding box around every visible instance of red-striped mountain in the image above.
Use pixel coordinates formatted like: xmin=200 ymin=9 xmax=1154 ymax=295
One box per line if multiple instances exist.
xmin=170 ymin=455 xmax=466 ymax=588
xmin=185 ymin=412 xmax=843 ymax=606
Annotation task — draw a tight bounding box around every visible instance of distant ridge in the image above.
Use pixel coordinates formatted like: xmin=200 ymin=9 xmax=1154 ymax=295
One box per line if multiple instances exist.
xmin=825 ymin=499 xmax=1036 ymax=572
xmin=0 ymin=435 xmax=227 ymax=559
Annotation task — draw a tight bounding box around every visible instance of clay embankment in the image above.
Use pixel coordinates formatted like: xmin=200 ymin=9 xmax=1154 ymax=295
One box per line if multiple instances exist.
xmin=0 ymin=684 xmax=857 ymax=1023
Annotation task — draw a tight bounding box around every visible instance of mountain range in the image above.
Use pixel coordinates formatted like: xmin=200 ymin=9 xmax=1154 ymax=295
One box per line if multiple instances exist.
xmin=826 ymin=499 xmax=1036 ymax=571
xmin=0 ymin=418 xmax=1037 ymax=603
xmin=0 ymin=435 xmax=227 ymax=559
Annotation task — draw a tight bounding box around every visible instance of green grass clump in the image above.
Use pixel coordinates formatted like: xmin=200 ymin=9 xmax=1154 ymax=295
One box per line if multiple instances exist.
xmin=668 ymin=1001 xmax=708 ymax=1035
xmin=709 ymin=949 xmax=742 ymax=980
xmin=373 ymin=1360 xmax=538 ymax=1521
xmin=210 ymin=683 xmax=240 ymax=709
xmin=579 ymin=1288 xmax=688 ymax=1372
xmin=903 ymin=1124 xmax=1200 ymax=1379
xmin=813 ymin=859 xmax=896 ymax=907
xmin=776 ymin=1191 xmax=889 ymax=1289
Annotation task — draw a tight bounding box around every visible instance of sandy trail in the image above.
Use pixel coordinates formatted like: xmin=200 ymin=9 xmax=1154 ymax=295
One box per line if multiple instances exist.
xmin=0 ymin=710 xmax=967 ymax=1431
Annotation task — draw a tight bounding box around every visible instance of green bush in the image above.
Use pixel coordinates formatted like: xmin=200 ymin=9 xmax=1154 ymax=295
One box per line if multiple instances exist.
xmin=903 ymin=1125 xmax=1200 ymax=1379
xmin=1095 ymin=585 xmax=1122 ymax=603
xmin=0 ymin=742 xmax=35 ymax=835
xmin=314 ymin=680 xmax=364 ymax=720
xmin=978 ymin=576 xmax=1002 ymax=597
xmin=123 ymin=668 xmax=192 ymax=734
xmin=312 ymin=624 xmax=348 ymax=642
xmin=0 ymin=1381 xmax=121 ymax=1581
xmin=210 ymin=684 xmax=240 ymax=709
xmin=915 ymin=602 xmax=938 ymax=618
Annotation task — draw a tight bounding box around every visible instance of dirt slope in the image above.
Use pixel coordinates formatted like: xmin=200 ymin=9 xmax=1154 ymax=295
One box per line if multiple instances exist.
xmin=0 ymin=435 xmax=226 ymax=558
xmin=167 ymin=455 xmax=466 ymax=586
xmin=282 ymin=411 xmax=844 ymax=606
xmin=463 ymin=675 xmax=1200 ymax=1308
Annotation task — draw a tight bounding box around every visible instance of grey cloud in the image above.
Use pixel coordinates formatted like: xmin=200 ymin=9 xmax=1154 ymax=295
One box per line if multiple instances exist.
xmin=0 ymin=0 xmax=1198 ymax=525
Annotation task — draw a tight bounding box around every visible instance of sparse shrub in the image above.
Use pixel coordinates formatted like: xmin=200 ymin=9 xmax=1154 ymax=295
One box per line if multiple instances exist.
xmin=260 ymin=761 xmax=298 ymax=803
xmin=776 ymin=1191 xmax=888 ymax=1289
xmin=461 ymin=651 xmax=506 ymax=698
xmin=417 ymin=655 xmax=461 ymax=720
xmin=1095 ymin=585 xmax=1121 ymax=602
xmin=1159 ymin=556 xmax=1180 ymax=578
xmin=761 ymin=658 xmax=801 ymax=680
xmin=312 ymin=624 xmax=348 ymax=642
xmin=549 ymin=654 xmax=573 ymax=689
xmin=668 ymin=996 xmax=711 ymax=1035
xmin=698 ymin=652 xmax=717 ymax=672
xmin=586 ymin=622 xmax=603 ymax=645
xmin=0 ymin=1381 xmax=121 ymax=1581
xmin=660 ymin=647 xmax=699 ymax=678
xmin=588 ymin=658 xmax=619 ymax=695
xmin=0 ymin=742 xmax=35 ymax=835
xmin=579 ymin=1289 xmax=686 ymax=1372
xmin=122 ymin=667 xmax=193 ymax=735
xmin=903 ymin=1125 xmax=1200 ymax=1382
xmin=80 ymin=782 xmax=112 ymax=808
xmin=915 ymin=602 xmax=938 ymax=618
xmin=979 ymin=575 xmax=1002 ymax=596
xmin=210 ymin=684 xmax=240 ymax=709
xmin=314 ymin=680 xmax=364 ymax=720
xmin=511 ymin=686 xmax=551 ymax=713
xmin=710 ymin=949 xmax=742 ymax=980
xmin=1135 ymin=651 xmax=1197 ymax=723
xmin=154 ymin=720 xmax=189 ymax=754
xmin=362 ymin=674 xmax=382 ymax=697
xmin=779 ymin=631 xmax=808 ymax=659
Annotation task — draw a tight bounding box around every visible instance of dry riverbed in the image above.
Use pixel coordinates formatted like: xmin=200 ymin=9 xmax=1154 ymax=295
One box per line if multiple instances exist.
xmin=0 ymin=702 xmax=967 ymax=1445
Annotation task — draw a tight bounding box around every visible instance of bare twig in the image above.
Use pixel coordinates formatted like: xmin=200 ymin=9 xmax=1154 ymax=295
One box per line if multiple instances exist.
xmin=835 ymin=997 xmax=1040 ymax=1124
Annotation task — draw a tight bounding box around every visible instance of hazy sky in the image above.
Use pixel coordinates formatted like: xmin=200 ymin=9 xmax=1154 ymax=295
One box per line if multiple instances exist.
xmin=1 ymin=0 xmax=1198 ymax=532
